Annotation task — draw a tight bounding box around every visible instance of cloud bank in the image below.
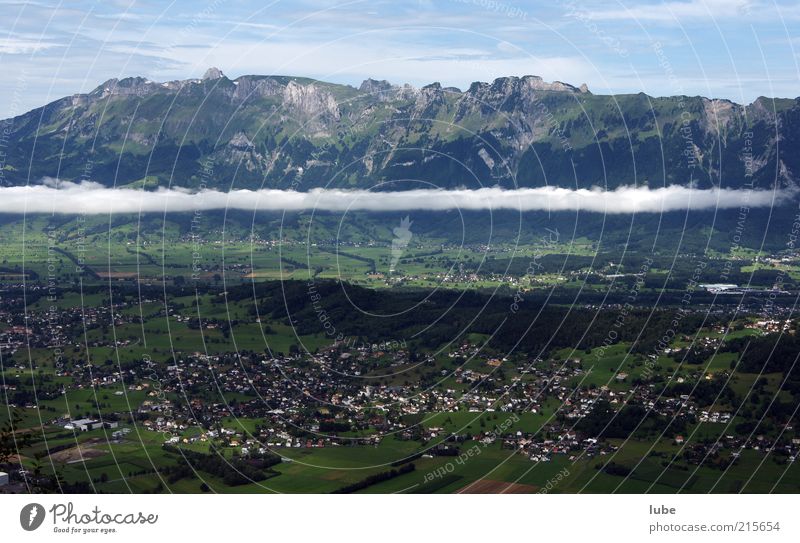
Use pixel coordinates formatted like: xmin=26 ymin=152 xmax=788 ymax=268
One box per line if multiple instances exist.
xmin=0 ymin=182 xmax=790 ymax=215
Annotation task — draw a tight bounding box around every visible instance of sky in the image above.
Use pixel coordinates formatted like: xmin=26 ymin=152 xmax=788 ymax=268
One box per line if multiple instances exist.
xmin=1 ymin=0 xmax=799 ymax=116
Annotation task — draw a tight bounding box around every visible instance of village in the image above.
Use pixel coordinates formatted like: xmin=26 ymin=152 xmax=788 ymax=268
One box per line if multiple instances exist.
xmin=3 ymin=288 xmax=798 ymax=472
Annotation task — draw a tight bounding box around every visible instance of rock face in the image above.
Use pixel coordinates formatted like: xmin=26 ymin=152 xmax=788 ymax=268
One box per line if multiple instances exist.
xmin=282 ymin=80 xmax=340 ymax=124
xmin=2 ymin=68 xmax=799 ymax=192
xmin=231 ymin=76 xmax=284 ymax=101
xmin=413 ymin=82 xmax=446 ymax=117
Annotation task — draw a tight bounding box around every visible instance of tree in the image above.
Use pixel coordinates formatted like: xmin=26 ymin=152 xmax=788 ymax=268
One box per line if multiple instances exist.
xmin=0 ymin=409 xmax=31 ymax=464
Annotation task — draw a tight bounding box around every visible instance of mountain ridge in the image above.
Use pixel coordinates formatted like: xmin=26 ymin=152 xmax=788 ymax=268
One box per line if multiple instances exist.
xmin=1 ymin=67 xmax=798 ymax=193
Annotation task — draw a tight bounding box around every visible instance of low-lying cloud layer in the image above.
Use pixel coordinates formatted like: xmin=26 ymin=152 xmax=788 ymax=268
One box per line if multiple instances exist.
xmin=0 ymin=182 xmax=791 ymax=215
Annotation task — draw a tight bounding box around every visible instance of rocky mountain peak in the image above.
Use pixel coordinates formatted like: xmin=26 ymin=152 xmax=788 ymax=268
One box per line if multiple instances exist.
xmin=203 ymin=67 xmax=225 ymax=80
xmin=359 ymin=78 xmax=398 ymax=102
xmin=359 ymin=78 xmax=393 ymax=94
xmin=91 ymin=76 xmax=160 ymax=97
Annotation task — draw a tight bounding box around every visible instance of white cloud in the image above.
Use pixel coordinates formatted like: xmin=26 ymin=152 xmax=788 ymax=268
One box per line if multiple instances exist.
xmin=0 ymin=182 xmax=790 ymax=215
xmin=0 ymin=37 xmax=58 ymax=54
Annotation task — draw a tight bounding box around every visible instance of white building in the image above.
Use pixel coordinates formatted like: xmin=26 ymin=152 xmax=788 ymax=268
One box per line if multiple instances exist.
xmin=65 ymin=419 xmax=119 ymax=431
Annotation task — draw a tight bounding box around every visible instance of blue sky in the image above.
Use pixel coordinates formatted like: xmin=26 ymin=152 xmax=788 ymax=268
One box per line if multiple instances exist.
xmin=1 ymin=0 xmax=799 ymax=115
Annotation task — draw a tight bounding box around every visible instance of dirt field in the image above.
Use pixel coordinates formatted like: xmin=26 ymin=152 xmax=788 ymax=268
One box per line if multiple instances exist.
xmin=49 ymin=442 xmax=108 ymax=463
xmin=457 ymin=479 xmax=538 ymax=494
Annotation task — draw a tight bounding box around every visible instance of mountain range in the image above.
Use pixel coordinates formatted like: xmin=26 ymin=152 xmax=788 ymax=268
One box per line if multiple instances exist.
xmin=1 ymin=67 xmax=798 ymax=192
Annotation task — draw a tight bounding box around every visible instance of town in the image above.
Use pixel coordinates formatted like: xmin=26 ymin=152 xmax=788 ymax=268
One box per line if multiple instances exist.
xmin=2 ymin=279 xmax=799 ymax=493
